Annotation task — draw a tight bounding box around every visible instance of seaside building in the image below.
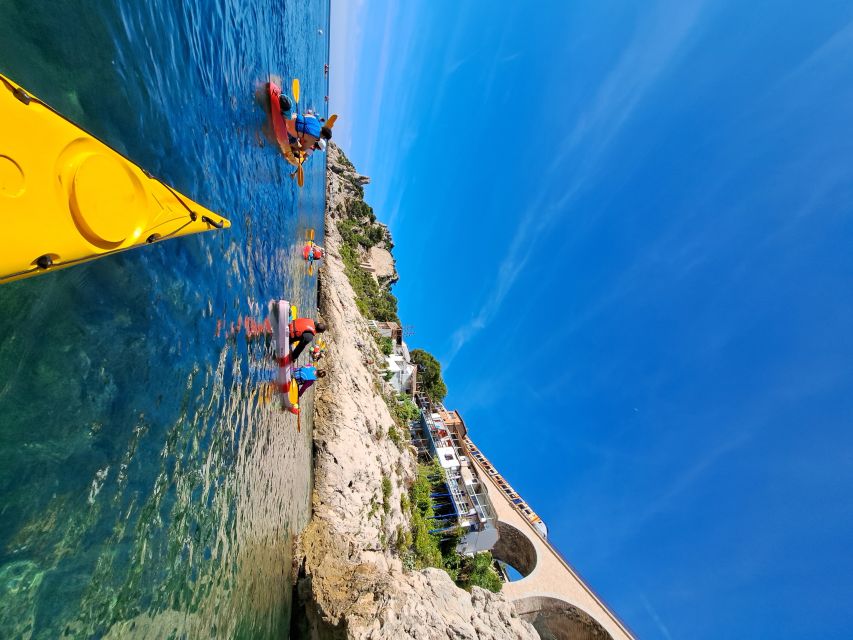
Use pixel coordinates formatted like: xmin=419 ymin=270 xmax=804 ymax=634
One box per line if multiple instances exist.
xmin=408 ymin=400 xmax=635 ymax=640
xmin=409 ymin=395 xmax=550 ymax=552
xmin=369 ymin=320 xmax=418 ymax=396
xmin=411 ymin=394 xmax=499 ymax=555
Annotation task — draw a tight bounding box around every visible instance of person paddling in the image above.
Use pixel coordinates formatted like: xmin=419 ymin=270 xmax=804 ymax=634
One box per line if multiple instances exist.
xmin=292 ymin=365 xmax=326 ymax=397
xmin=289 ymin=317 xmax=327 ymax=362
xmin=285 ymin=111 xmax=332 ymax=154
xmin=303 ymin=242 xmax=325 ymax=263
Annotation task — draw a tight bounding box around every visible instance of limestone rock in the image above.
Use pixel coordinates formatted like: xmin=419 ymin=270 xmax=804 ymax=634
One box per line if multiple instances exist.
xmin=291 ymin=144 xmax=538 ymax=640
xmin=368 ymin=247 xmax=396 ymax=282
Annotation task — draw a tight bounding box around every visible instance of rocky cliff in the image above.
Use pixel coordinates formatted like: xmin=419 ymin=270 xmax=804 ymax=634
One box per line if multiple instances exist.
xmin=290 ymin=144 xmax=538 ymax=639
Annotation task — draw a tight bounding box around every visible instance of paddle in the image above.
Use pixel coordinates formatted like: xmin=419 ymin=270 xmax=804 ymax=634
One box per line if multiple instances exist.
xmin=291 ymin=78 xmax=306 ymax=187
xmin=325 ymin=114 xmax=338 ymax=129
xmin=311 ymin=230 xmax=319 ymax=275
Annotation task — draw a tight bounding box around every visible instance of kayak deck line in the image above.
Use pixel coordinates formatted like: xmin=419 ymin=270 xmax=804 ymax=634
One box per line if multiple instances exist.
xmin=0 ymin=72 xmax=231 ymax=284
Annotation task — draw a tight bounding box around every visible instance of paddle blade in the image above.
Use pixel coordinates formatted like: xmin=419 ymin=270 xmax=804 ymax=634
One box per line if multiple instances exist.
xmin=292 ymin=78 xmax=300 ymax=104
xmin=308 ymin=264 xmax=314 ymax=276
xmin=297 ymin=163 xmax=304 ymax=187
xmin=325 ymin=114 xmax=338 ymax=128
xmin=307 ymin=229 xmax=315 ymax=241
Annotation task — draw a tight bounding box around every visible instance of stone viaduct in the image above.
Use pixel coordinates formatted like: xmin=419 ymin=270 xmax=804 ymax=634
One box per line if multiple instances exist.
xmin=465 ymin=439 xmax=635 ymax=640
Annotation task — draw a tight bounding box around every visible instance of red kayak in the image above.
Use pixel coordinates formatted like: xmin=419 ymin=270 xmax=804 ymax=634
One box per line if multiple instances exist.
xmin=267 ymin=82 xmax=299 ymax=167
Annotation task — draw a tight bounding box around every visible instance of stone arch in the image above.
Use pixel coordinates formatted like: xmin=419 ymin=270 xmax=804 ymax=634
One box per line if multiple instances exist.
xmin=491 ymin=520 xmax=538 ymax=578
xmin=514 ymin=596 xmax=615 ymax=640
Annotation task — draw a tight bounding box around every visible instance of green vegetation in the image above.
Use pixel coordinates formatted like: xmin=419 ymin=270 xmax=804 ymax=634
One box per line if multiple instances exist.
xmin=382 ymin=476 xmax=392 ymax=514
xmin=335 ymin=176 xmax=399 ymax=322
xmin=378 ymin=336 xmax=394 ymax=355
xmin=407 ymin=460 xmax=444 ymax=568
xmin=348 ymin=199 xmax=377 ymax=223
xmin=332 ymin=157 xmax=500 ymax=591
xmin=388 ymin=424 xmax=403 ymax=447
xmin=339 ymin=242 xmax=399 ymax=322
xmin=402 ymin=461 xmax=501 ymax=593
xmin=338 ymin=151 xmax=355 ymax=171
xmin=410 ymin=349 xmax=448 ymax=402
xmin=367 ymin=494 xmax=379 ymax=519
xmin=347 ymin=175 xmax=365 ymax=199
xmin=457 ymin=552 xmax=503 ymax=592
xmin=392 ymin=393 xmax=421 ymax=426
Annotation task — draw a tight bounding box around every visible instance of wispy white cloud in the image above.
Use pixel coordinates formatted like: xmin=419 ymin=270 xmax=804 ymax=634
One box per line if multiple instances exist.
xmin=640 ymin=595 xmax=674 ymax=640
xmin=443 ymin=0 xmax=711 ymax=370
xmin=361 ymin=3 xmax=400 ymax=168
xmin=772 ymin=17 xmax=853 ymax=91
xmin=552 ymin=0 xmax=710 ymax=173
xmin=636 ymin=431 xmax=750 ymax=526
xmin=329 ymin=0 xmax=366 ymax=151
xmin=442 ymin=194 xmax=558 ymax=369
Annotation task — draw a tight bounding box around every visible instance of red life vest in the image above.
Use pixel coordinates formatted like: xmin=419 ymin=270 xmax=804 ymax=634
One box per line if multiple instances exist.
xmin=289 ymin=318 xmax=316 ymax=338
xmin=312 ymin=247 xmax=323 ymax=260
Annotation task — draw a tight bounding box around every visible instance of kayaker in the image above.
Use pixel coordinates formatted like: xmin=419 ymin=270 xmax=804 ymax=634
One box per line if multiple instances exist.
xmin=303 ymin=242 xmax=325 ymax=262
xmin=285 ymin=111 xmax=332 ymax=152
xmin=289 ymin=317 xmax=327 ymax=362
xmin=292 ymin=365 xmax=327 ymax=397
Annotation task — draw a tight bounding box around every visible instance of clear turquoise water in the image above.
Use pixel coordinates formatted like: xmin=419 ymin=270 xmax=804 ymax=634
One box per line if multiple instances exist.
xmin=0 ymin=0 xmax=328 ymax=637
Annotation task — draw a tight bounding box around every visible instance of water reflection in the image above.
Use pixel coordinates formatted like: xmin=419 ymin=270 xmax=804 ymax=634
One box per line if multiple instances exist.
xmin=0 ymin=0 xmax=328 ymax=636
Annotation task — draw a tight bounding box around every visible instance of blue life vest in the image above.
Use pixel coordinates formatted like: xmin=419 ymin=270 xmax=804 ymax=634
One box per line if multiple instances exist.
xmin=295 ymin=114 xmax=322 ymax=138
xmin=294 ymin=366 xmax=318 ymax=382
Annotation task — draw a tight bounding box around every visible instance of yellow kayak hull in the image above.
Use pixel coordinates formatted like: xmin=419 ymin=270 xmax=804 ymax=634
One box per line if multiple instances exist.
xmin=0 ymin=73 xmax=231 ymax=284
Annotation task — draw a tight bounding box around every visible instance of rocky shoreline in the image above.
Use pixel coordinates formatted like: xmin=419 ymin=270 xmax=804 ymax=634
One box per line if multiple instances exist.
xmin=289 ymin=144 xmax=538 ymax=639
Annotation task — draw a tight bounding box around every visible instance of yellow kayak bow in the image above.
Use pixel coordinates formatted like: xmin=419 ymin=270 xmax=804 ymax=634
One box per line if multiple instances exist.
xmin=0 ymin=73 xmax=230 ymax=284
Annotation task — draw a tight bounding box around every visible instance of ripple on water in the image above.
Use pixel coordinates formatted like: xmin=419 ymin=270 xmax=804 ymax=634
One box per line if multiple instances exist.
xmin=0 ymin=0 xmax=329 ymax=636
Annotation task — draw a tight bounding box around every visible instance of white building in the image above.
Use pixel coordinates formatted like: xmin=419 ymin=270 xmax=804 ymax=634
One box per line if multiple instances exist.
xmin=369 ymin=320 xmax=418 ymax=395
xmin=414 ymin=401 xmax=499 ymax=556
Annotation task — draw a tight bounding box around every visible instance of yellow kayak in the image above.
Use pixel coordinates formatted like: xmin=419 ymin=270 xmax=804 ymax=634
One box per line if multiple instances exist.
xmin=0 ymin=73 xmax=231 ymax=284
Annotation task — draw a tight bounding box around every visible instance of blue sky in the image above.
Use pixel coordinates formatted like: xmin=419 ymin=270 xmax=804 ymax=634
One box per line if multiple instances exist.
xmin=331 ymin=1 xmax=853 ymax=638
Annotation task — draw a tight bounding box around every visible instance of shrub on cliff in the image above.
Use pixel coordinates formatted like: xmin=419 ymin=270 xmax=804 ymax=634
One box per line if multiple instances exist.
xmin=410 ymin=349 xmax=447 ymax=403
xmin=405 ymin=463 xmax=503 ymax=593
xmin=457 ymin=552 xmax=503 ymax=593
xmin=408 ymin=461 xmax=444 ymax=569
xmin=340 ymin=243 xmax=400 ymax=323
xmin=348 ymin=199 xmax=376 ymax=223
xmin=393 ymin=394 xmax=421 ymax=424
xmin=378 ymin=336 xmax=394 ymax=355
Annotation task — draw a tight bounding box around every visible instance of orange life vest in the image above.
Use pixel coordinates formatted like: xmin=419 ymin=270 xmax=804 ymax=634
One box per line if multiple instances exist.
xmin=289 ymin=318 xmax=316 ymax=338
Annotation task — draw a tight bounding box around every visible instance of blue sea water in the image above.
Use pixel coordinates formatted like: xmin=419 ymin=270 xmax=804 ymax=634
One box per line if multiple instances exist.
xmin=0 ymin=0 xmax=329 ymax=637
